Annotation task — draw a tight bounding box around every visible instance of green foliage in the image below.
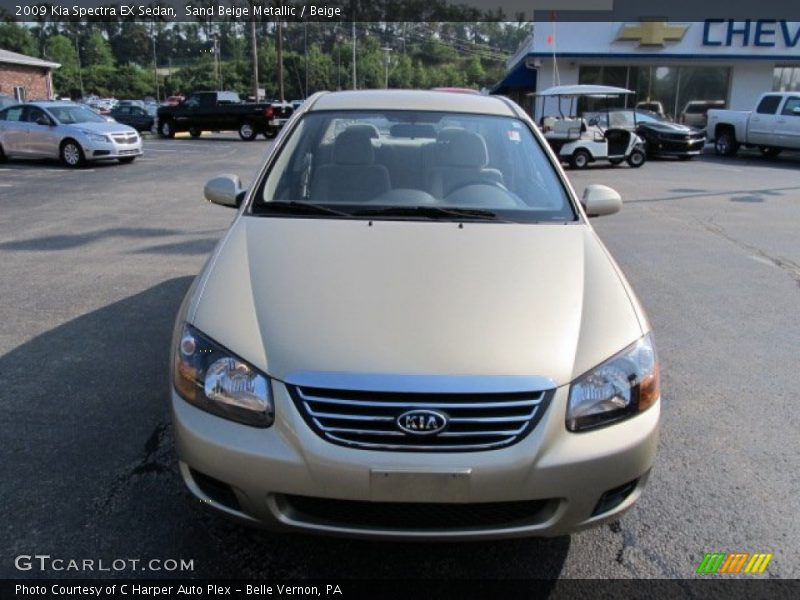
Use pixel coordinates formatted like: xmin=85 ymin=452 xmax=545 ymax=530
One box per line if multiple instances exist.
xmin=0 ymin=22 xmax=38 ymax=56
xmin=0 ymin=18 xmax=531 ymax=100
xmin=83 ymin=32 xmax=114 ymax=67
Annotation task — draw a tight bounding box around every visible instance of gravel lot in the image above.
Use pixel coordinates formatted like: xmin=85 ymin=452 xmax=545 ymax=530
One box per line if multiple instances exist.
xmin=1 ymin=136 xmax=798 ymax=579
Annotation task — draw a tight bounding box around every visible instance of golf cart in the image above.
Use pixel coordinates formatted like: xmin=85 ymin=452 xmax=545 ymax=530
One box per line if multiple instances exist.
xmin=536 ymin=85 xmax=646 ymax=169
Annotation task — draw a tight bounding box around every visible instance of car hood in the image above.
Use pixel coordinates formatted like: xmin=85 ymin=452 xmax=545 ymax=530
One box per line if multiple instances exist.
xmin=640 ymin=121 xmax=699 ymax=134
xmin=64 ymin=121 xmax=136 ymax=134
xmin=189 ymin=217 xmax=645 ymax=388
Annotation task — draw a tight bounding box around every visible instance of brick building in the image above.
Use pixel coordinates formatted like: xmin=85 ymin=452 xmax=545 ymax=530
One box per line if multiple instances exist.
xmin=0 ymin=48 xmax=60 ymax=102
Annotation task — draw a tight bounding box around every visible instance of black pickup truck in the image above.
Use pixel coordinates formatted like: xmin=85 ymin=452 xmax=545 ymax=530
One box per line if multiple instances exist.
xmin=156 ymin=91 xmax=293 ymax=140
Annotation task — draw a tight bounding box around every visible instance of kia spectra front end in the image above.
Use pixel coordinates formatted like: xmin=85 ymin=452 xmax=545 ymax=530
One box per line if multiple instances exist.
xmin=169 ymin=90 xmax=660 ymax=539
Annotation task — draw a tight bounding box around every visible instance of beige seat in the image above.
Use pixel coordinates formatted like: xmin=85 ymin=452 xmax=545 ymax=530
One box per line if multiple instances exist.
xmin=311 ymin=128 xmax=391 ymax=203
xmin=426 ymin=129 xmax=503 ymax=198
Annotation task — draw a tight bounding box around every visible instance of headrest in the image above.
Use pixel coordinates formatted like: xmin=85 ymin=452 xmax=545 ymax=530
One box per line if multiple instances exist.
xmin=436 ymin=130 xmax=488 ymax=168
xmin=333 ymin=128 xmax=375 ymax=165
xmin=344 ymin=124 xmax=380 ymax=139
xmin=390 ymin=123 xmax=436 ymax=139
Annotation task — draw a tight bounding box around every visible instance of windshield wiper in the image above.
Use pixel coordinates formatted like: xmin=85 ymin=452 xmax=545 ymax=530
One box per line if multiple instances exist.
xmin=352 ymin=205 xmax=505 ymax=221
xmin=253 ymin=201 xmax=353 ymax=218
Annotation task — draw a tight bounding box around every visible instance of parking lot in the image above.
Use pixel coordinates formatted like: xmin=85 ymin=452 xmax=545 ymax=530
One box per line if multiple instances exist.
xmin=1 ymin=136 xmax=798 ymax=579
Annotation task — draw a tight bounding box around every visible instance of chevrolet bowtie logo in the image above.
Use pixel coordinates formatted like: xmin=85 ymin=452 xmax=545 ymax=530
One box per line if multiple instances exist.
xmin=616 ymin=22 xmax=689 ymax=46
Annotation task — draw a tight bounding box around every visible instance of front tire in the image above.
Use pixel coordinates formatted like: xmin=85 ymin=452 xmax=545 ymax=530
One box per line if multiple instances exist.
xmin=570 ymin=149 xmax=591 ymax=169
xmin=626 ymin=148 xmax=646 ymax=168
xmin=158 ymin=120 xmax=175 ymax=139
xmin=60 ymin=140 xmax=85 ymax=168
xmin=238 ymin=121 xmax=257 ymax=141
xmin=714 ymin=129 xmax=738 ymax=157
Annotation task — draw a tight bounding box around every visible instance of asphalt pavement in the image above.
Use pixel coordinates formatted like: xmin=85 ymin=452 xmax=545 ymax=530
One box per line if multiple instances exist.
xmin=1 ymin=137 xmax=798 ymax=579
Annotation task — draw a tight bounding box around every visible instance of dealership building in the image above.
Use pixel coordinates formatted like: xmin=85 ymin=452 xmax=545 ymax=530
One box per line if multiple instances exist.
xmin=495 ymin=20 xmax=800 ymax=121
xmin=0 ymin=48 xmax=59 ymax=102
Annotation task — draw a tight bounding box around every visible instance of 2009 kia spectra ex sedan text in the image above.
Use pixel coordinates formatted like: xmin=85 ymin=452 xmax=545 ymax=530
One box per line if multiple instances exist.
xmin=170 ymin=90 xmax=660 ymax=540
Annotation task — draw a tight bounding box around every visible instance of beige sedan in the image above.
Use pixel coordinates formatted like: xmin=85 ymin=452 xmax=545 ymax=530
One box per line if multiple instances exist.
xmin=170 ymin=90 xmax=660 ymax=539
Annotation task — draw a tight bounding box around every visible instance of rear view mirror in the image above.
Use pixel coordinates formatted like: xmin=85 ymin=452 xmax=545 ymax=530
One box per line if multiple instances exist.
xmin=204 ymin=174 xmax=244 ymax=208
xmin=582 ymin=184 xmax=622 ymax=217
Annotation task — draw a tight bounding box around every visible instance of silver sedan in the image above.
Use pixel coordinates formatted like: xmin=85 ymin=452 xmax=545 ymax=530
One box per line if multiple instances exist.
xmin=0 ymin=102 xmax=143 ymax=167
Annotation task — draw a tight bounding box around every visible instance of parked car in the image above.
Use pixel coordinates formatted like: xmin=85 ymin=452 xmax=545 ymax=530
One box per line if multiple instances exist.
xmin=679 ymin=100 xmax=726 ymax=129
xmin=707 ymin=92 xmax=800 ymax=157
xmin=170 ymin=89 xmax=660 ymax=539
xmin=110 ymin=104 xmax=155 ymax=132
xmin=117 ymin=99 xmax=145 ymax=109
xmin=0 ymin=94 xmax=14 ymax=109
xmin=157 ymin=91 xmax=289 ymax=140
xmin=162 ymin=95 xmax=185 ymax=106
xmin=590 ymin=109 xmax=706 ymax=159
xmin=0 ymin=102 xmax=142 ymax=167
xmin=635 ymin=101 xmax=666 ymax=119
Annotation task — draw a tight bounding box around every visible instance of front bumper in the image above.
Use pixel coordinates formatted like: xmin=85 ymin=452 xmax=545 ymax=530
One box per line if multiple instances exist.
xmin=80 ymin=135 xmax=143 ymax=161
xmin=171 ymin=382 xmax=659 ymax=540
xmin=649 ymin=137 xmax=706 ymax=156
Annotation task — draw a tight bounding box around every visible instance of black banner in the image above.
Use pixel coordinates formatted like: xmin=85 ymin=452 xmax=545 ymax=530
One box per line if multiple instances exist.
xmin=3 ymin=579 xmax=800 ymax=600
xmin=2 ymin=0 xmax=800 ymax=23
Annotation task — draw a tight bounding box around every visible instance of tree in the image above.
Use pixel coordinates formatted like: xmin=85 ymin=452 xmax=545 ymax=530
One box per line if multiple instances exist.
xmin=46 ymin=35 xmax=80 ymax=97
xmin=83 ymin=32 xmax=114 ymax=67
xmin=0 ymin=22 xmax=38 ymax=56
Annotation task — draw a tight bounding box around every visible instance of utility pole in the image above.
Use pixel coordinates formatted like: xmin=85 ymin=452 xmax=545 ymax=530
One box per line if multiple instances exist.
xmin=250 ymin=19 xmax=259 ymax=101
xmin=213 ymin=37 xmax=220 ymax=89
xmin=75 ymin=35 xmax=84 ymax=99
xmin=152 ymin=28 xmax=159 ymax=101
xmin=382 ymin=46 xmax=392 ymax=89
xmin=304 ymin=22 xmax=308 ymax=98
xmin=277 ymin=21 xmax=285 ymax=102
xmin=352 ymin=21 xmax=357 ymax=90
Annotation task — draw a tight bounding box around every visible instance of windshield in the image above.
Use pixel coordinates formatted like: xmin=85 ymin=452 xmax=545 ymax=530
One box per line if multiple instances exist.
xmin=48 ymin=106 xmax=107 ymax=124
xmin=254 ymin=111 xmax=575 ymax=223
xmin=586 ymin=109 xmax=665 ymax=129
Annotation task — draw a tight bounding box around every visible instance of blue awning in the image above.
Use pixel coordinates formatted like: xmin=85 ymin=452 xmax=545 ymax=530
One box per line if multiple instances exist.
xmin=490 ymin=56 xmax=538 ymax=95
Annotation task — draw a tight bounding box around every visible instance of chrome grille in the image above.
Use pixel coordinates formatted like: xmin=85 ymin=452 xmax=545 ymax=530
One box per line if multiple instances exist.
xmin=112 ymin=133 xmax=138 ymax=145
xmin=288 ymin=382 xmax=551 ymax=452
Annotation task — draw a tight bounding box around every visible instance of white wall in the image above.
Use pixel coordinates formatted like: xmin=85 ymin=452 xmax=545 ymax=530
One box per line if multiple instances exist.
xmin=729 ymin=62 xmax=776 ymax=110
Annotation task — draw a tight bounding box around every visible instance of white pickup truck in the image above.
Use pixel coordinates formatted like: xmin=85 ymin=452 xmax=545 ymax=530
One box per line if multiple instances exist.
xmin=707 ymin=92 xmax=800 ymax=157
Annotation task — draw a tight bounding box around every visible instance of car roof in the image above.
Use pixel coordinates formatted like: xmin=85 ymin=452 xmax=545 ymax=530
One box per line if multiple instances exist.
xmin=309 ymin=90 xmax=517 ymax=117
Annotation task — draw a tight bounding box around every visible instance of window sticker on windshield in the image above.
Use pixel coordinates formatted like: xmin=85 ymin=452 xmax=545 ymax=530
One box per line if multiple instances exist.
xmin=507 ymin=130 xmax=521 ymax=142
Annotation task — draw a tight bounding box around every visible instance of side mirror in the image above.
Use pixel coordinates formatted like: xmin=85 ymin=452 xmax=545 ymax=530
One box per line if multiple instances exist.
xmin=204 ymin=174 xmax=244 ymax=208
xmin=582 ymin=184 xmax=622 ymax=217
xmin=793 ymin=106 xmax=800 ymax=115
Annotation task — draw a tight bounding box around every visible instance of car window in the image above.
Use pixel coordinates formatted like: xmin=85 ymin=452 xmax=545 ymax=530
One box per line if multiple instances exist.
xmin=25 ymin=107 xmax=47 ymax=123
xmin=756 ymin=95 xmax=782 ymax=115
xmin=115 ymin=106 xmax=131 ymax=115
xmin=781 ymin=97 xmax=800 ymax=116
xmin=184 ymin=96 xmax=200 ymax=109
xmin=48 ymin=106 xmax=106 ymax=124
xmin=2 ymin=106 xmax=24 ymax=122
xmin=255 ymin=110 xmax=576 ymax=223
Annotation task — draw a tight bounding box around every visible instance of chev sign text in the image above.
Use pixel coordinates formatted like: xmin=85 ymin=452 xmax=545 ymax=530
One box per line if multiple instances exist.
xmin=703 ymin=20 xmax=800 ymax=47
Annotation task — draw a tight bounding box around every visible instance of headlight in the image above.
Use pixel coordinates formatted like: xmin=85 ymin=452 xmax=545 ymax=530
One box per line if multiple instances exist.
xmin=566 ymin=333 xmax=659 ymax=432
xmin=80 ymin=130 xmax=109 ymax=142
xmin=173 ymin=324 xmax=274 ymax=427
